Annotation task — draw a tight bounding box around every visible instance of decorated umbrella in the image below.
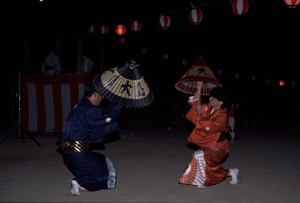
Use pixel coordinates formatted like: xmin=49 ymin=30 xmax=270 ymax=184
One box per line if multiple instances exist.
xmin=175 ymin=56 xmax=222 ymax=96
xmin=94 ymin=60 xmax=153 ymax=108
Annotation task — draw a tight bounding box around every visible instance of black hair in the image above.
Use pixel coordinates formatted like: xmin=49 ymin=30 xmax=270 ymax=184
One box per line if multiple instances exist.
xmin=84 ymin=83 xmax=98 ymax=98
xmin=210 ymin=87 xmax=231 ymax=109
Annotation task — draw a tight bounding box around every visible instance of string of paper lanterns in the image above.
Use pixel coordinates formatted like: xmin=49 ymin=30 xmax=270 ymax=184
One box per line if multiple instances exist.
xmin=189 ymin=8 xmax=203 ymax=25
xmin=231 ymin=0 xmax=249 ymax=16
xmin=86 ymin=0 xmax=300 ymax=35
xmin=88 ymin=25 xmax=96 ymax=33
xmin=182 ymin=60 xmax=188 ymax=66
xmin=130 ymin=20 xmax=142 ymax=33
xmin=115 ymin=24 xmax=126 ymax=36
xmin=141 ymin=48 xmax=147 ymax=54
xmin=99 ymin=25 xmax=109 ymax=34
xmin=86 ymin=0 xmax=252 ymax=35
xmin=119 ymin=37 xmax=125 ymax=44
xmin=283 ymin=0 xmax=300 ymax=8
xmin=158 ymin=15 xmax=171 ymax=30
xmin=216 ymin=70 xmax=296 ymax=86
xmin=162 ymin=53 xmax=169 ymax=60
xmin=82 ymin=1 xmax=298 ymax=88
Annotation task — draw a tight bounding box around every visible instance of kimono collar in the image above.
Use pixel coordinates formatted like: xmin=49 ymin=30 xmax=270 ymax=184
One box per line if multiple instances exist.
xmin=81 ymin=97 xmax=93 ymax=105
xmin=210 ymin=106 xmax=227 ymax=115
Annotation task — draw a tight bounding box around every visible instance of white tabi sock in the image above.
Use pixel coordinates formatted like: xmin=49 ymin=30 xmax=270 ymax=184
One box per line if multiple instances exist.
xmin=70 ymin=180 xmax=81 ymax=195
xmin=228 ymin=168 xmax=239 ymax=184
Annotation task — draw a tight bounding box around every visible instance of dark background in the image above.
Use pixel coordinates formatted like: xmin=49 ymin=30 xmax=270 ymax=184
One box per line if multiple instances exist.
xmin=1 ymin=0 xmax=300 ymax=128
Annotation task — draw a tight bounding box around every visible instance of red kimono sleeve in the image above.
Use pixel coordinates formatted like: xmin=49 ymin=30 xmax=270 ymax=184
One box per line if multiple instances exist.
xmin=197 ymin=112 xmax=228 ymax=134
xmin=186 ymin=100 xmax=198 ymax=124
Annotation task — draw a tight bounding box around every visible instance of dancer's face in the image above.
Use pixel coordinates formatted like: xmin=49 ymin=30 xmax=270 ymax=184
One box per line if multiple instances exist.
xmin=209 ymin=96 xmax=223 ymax=109
xmin=90 ymin=92 xmax=102 ymax=106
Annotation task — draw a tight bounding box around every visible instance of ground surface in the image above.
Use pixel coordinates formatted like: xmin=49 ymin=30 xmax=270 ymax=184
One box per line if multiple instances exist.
xmin=0 ymin=120 xmax=299 ymax=202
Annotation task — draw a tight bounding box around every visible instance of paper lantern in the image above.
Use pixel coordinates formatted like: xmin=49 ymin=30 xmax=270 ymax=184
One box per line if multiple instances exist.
xmin=189 ymin=9 xmax=203 ymax=25
xmin=251 ymin=75 xmax=257 ymax=81
xmin=218 ymin=69 xmax=223 ymax=75
xmin=291 ymin=80 xmax=296 ymax=86
xmin=175 ymin=56 xmax=222 ymax=95
xmin=130 ymin=20 xmax=142 ymax=33
xmin=159 ymin=15 xmax=171 ymax=30
xmin=115 ymin=24 xmax=126 ymax=36
xmin=141 ymin=48 xmax=147 ymax=54
xmin=283 ymin=0 xmax=300 ymax=8
xmin=162 ymin=53 xmax=168 ymax=60
xmin=232 ymin=0 xmax=249 ymax=16
xmin=279 ymin=80 xmax=285 ymax=86
xmin=119 ymin=37 xmax=125 ymax=44
xmin=235 ymin=73 xmax=240 ymax=79
xmin=55 ymin=39 xmax=61 ymax=46
xmin=88 ymin=25 xmax=96 ymax=33
xmin=94 ymin=60 xmax=153 ymax=108
xmin=266 ymin=79 xmax=271 ymax=84
xmin=99 ymin=25 xmax=109 ymax=34
xmin=182 ymin=60 xmax=188 ymax=66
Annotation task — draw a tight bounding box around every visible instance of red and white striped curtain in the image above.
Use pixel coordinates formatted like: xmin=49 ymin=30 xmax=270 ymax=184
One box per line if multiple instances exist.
xmin=22 ymin=74 xmax=94 ymax=132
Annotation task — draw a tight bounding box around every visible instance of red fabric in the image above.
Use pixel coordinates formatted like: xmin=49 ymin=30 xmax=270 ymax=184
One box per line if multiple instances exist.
xmin=185 ymin=101 xmax=198 ymax=125
xmin=202 ymin=140 xmax=229 ymax=186
xmin=186 ymin=102 xmax=228 ymax=148
xmin=179 ymin=99 xmax=230 ymax=187
xmin=52 ymin=83 xmax=62 ymax=132
xmin=178 ymin=140 xmax=229 ymax=187
xmin=228 ymin=105 xmax=234 ymax=117
xmin=36 ymin=81 xmax=46 ymax=131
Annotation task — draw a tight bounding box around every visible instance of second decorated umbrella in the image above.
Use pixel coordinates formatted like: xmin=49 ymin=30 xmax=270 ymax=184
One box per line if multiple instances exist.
xmin=94 ymin=60 xmax=153 ymax=108
xmin=175 ymin=56 xmax=222 ymax=96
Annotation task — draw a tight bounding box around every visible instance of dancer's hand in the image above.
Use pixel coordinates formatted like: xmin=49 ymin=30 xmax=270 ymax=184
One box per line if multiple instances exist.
xmin=194 ymin=81 xmax=203 ymax=102
xmin=196 ymin=81 xmax=203 ymax=90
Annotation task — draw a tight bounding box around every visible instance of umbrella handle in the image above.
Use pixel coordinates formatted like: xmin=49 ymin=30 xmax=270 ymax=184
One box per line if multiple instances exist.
xmin=195 ymin=81 xmax=203 ymax=103
xmin=197 ymin=87 xmax=201 ymax=103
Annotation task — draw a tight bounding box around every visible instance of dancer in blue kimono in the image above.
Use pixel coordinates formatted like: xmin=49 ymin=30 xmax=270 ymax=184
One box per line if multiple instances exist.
xmin=58 ymin=83 xmax=122 ymax=196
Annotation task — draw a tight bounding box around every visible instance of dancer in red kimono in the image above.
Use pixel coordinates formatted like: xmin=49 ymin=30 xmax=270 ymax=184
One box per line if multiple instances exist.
xmin=178 ymin=81 xmax=241 ymax=188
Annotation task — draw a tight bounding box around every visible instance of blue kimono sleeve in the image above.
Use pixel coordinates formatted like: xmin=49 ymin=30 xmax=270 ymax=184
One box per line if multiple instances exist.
xmin=84 ymin=104 xmax=122 ymax=143
xmin=89 ymin=121 xmax=120 ymax=143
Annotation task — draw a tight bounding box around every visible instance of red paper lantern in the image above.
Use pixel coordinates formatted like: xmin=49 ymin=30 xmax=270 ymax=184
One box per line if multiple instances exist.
xmin=141 ymin=48 xmax=147 ymax=54
xmin=99 ymin=25 xmax=109 ymax=34
xmin=283 ymin=0 xmax=300 ymax=8
xmin=279 ymin=80 xmax=285 ymax=86
xmin=232 ymin=0 xmax=249 ymax=16
xmin=162 ymin=53 xmax=168 ymax=60
xmin=234 ymin=73 xmax=240 ymax=79
xmin=130 ymin=20 xmax=142 ymax=33
xmin=115 ymin=24 xmax=126 ymax=36
xmin=55 ymin=39 xmax=61 ymax=46
xmin=88 ymin=25 xmax=96 ymax=33
xmin=251 ymin=75 xmax=257 ymax=81
xmin=119 ymin=37 xmax=125 ymax=44
xmin=266 ymin=79 xmax=271 ymax=84
xmin=218 ymin=69 xmax=224 ymax=75
xmin=291 ymin=80 xmax=296 ymax=86
xmin=182 ymin=60 xmax=188 ymax=66
xmin=159 ymin=15 xmax=171 ymax=30
xmin=189 ymin=9 xmax=203 ymax=25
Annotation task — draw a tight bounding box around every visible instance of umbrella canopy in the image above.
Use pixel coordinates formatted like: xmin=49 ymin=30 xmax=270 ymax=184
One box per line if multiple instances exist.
xmin=175 ymin=56 xmax=222 ymax=95
xmin=94 ymin=60 xmax=153 ymax=107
